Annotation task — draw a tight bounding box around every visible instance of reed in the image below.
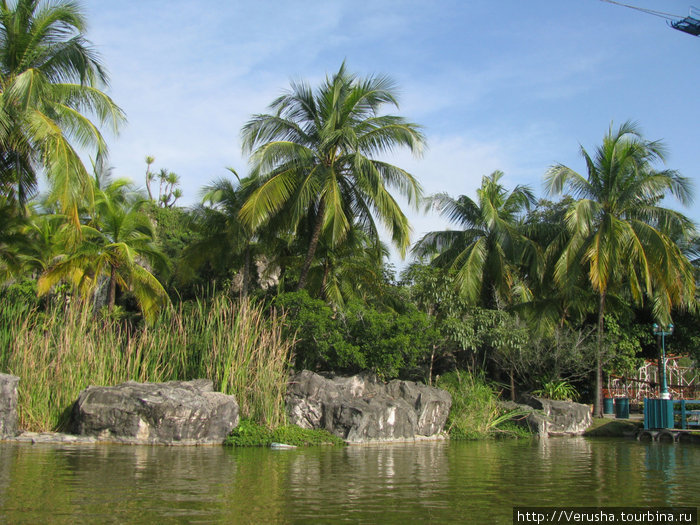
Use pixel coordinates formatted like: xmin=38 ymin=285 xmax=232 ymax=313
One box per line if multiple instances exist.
xmin=437 ymin=370 xmax=520 ymax=439
xmin=0 ymin=295 xmax=293 ymax=431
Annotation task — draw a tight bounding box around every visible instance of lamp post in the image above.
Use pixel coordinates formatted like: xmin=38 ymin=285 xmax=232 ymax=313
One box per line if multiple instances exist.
xmin=652 ymin=322 xmax=674 ymax=400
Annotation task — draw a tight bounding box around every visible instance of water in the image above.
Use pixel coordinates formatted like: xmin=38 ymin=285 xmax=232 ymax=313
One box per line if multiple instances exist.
xmin=0 ymin=438 xmax=698 ymax=524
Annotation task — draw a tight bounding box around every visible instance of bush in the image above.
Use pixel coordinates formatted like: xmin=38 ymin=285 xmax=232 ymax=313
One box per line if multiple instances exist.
xmin=274 ymin=291 xmax=435 ymax=380
xmin=437 ymin=370 xmax=529 ymax=440
xmin=532 ymin=379 xmax=580 ymax=401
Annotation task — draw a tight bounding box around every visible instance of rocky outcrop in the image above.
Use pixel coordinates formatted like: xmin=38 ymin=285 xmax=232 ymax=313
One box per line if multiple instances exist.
xmin=286 ymin=370 xmax=451 ymax=443
xmin=504 ymin=395 xmax=592 ymax=436
xmin=70 ymin=379 xmax=239 ymax=445
xmin=0 ymin=373 xmax=19 ymax=437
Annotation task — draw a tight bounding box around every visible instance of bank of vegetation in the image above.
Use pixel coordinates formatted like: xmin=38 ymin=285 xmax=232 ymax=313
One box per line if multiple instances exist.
xmin=1 ymin=1 xmax=699 ymax=440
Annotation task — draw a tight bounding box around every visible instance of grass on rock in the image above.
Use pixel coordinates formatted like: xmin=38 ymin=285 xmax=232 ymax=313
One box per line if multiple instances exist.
xmin=226 ymin=419 xmax=346 ymax=447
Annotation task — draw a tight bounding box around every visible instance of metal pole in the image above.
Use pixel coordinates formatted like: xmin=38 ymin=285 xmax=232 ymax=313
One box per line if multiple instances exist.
xmin=660 ymin=331 xmax=670 ymax=400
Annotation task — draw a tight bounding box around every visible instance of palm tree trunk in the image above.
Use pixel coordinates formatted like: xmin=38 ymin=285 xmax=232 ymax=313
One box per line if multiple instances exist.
xmin=240 ymin=244 xmax=251 ymax=299
xmin=594 ymin=290 xmax=607 ymax=418
xmin=428 ymin=344 xmax=437 ymax=386
xmin=108 ymin=265 xmax=117 ymax=312
xmin=320 ymin=260 xmax=330 ymax=301
xmin=297 ymin=200 xmax=326 ymax=291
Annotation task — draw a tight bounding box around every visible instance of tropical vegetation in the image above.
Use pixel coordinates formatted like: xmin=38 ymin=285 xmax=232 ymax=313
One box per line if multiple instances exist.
xmin=1 ymin=2 xmax=699 ymax=439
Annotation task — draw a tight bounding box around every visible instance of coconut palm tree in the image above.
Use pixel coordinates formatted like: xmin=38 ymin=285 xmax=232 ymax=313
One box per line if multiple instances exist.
xmin=413 ymin=170 xmax=536 ymax=308
xmin=184 ymin=172 xmax=263 ymax=298
xmin=0 ymin=0 xmax=124 ymax=221
xmin=239 ymin=62 xmax=425 ymax=291
xmin=306 ymin=227 xmax=389 ymax=307
xmin=545 ymin=121 xmax=696 ymax=416
xmin=38 ymin=175 xmax=169 ymax=320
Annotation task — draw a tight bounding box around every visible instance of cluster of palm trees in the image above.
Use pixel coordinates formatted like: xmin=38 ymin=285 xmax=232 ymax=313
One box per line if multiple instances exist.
xmin=1 ymin=2 xmax=698 ymax=414
xmin=0 ymin=0 xmax=163 ymax=317
xmin=414 ymin=123 xmax=697 ymax=415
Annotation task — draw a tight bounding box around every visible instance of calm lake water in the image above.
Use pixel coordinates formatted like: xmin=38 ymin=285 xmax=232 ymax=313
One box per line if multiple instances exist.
xmin=0 ymin=437 xmax=698 ymax=524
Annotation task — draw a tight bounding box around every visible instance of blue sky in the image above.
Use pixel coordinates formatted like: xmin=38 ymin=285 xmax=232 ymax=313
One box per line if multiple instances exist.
xmin=83 ymin=0 xmax=699 ymax=266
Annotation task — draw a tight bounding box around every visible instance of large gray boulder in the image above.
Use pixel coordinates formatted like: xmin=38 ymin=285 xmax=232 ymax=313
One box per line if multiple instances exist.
xmin=70 ymin=379 xmax=239 ymax=445
xmin=504 ymin=394 xmax=592 ymax=436
xmin=0 ymin=373 xmax=19 ymax=437
xmin=286 ymin=370 xmax=451 ymax=443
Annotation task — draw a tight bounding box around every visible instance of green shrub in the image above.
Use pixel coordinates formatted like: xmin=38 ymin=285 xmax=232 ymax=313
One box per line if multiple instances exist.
xmin=532 ymin=379 xmax=580 ymax=401
xmin=437 ymin=370 xmax=530 ymax=440
xmin=274 ymin=291 xmax=435 ymax=380
xmin=225 ymin=419 xmax=345 ymax=447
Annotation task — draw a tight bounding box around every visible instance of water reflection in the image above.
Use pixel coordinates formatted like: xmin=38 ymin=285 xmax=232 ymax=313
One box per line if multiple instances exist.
xmin=0 ymin=438 xmax=698 ymax=524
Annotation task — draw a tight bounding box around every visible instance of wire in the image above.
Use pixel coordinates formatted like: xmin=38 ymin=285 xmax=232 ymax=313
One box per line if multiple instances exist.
xmin=599 ymin=0 xmax=684 ymax=21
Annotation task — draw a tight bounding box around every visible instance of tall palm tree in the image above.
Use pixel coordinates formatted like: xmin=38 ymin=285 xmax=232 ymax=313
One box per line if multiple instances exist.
xmin=0 ymin=0 xmax=124 ymax=221
xmin=413 ymin=170 xmax=536 ymax=307
xmin=545 ymin=121 xmax=696 ymax=416
xmin=239 ymin=62 xmax=425 ymax=291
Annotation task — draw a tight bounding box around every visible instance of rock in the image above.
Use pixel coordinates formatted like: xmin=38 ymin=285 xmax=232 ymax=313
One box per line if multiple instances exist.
xmin=286 ymin=370 xmax=451 ymax=443
xmin=70 ymin=379 xmax=239 ymax=445
xmin=503 ymin=395 xmax=592 ymax=436
xmin=0 ymin=373 xmax=19 ymax=437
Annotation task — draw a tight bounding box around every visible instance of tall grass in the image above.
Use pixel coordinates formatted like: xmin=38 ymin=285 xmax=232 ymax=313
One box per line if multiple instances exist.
xmin=437 ymin=370 xmax=524 ymax=440
xmin=0 ymin=295 xmax=293 ymax=432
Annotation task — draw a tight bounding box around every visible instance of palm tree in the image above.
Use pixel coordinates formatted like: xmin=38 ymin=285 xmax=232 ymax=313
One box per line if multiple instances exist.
xmin=545 ymin=121 xmax=696 ymax=416
xmin=38 ymin=175 xmax=169 ymax=320
xmin=306 ymin=227 xmax=389 ymax=307
xmin=0 ymin=195 xmax=27 ymax=278
xmin=518 ymin=197 xmax=598 ymax=334
xmin=184 ymin=171 xmax=262 ymax=298
xmin=0 ymin=0 xmax=124 ymax=221
xmin=413 ymin=170 xmax=536 ymax=307
xmin=239 ymin=62 xmax=425 ymax=291
xmin=144 ymin=156 xmax=156 ymax=201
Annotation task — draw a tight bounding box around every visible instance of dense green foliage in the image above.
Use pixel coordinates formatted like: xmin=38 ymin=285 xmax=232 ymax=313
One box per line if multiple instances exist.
xmin=225 ymin=419 xmax=345 ymax=447
xmin=274 ymin=290 xmax=436 ymax=379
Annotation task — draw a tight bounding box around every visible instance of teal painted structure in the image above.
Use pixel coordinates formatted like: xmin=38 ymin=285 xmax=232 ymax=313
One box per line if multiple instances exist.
xmin=676 ymin=400 xmax=700 ymax=430
xmin=614 ymin=398 xmax=629 ymax=419
xmin=644 ymin=398 xmax=674 ymax=429
xmin=644 ymin=398 xmax=700 ymax=429
xmin=603 ymin=397 xmax=614 ymax=415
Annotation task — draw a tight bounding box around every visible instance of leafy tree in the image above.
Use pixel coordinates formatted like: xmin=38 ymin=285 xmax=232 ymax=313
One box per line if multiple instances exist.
xmin=274 ymin=290 xmax=435 ymax=379
xmin=413 ymin=171 xmax=536 ymax=308
xmin=240 ymin=62 xmax=425 ymax=290
xmin=0 ymin=0 xmax=124 ymax=221
xmin=273 ymin=290 xmax=359 ymax=372
xmin=518 ymin=197 xmax=598 ymax=334
xmin=545 ymin=121 xmax=696 ymax=416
